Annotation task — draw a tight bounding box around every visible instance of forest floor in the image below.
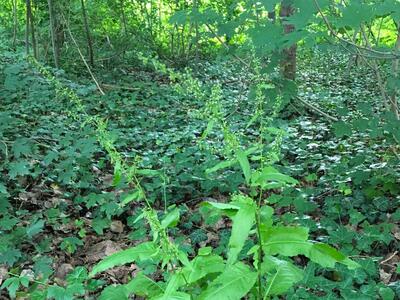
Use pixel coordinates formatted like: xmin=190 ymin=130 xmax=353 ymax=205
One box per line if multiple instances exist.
xmin=1 ymin=48 xmax=400 ymax=299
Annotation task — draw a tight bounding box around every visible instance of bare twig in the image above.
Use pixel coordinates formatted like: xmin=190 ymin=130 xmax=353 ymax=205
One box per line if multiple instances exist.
xmin=61 ymin=14 xmax=105 ymax=96
xmin=380 ymin=251 xmax=398 ymax=265
xmin=295 ymin=96 xmax=338 ymax=122
xmin=313 ymin=0 xmax=400 ymax=60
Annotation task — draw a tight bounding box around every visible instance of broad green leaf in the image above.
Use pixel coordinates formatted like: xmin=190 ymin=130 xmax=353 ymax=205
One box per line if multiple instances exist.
xmin=308 ymin=243 xmax=359 ymax=269
xmin=183 ymin=254 xmax=225 ymax=283
xmin=125 ymin=272 xmax=164 ymax=298
xmin=251 ymin=166 xmax=298 ymax=189
xmin=163 ymin=272 xmax=186 ymax=297
xmin=236 ymin=150 xmax=251 ymax=184
xmin=379 ymin=286 xmax=395 ymax=300
xmin=227 ymin=196 xmax=257 ymax=264
xmin=263 ymin=256 xmax=304 ymax=296
xmin=161 ymin=207 xmax=180 ymax=229
xmin=98 ymin=285 xmax=128 ymax=300
xmin=263 ymin=226 xmax=311 ymax=256
xmin=205 ymin=159 xmax=237 ymax=174
xmin=152 ymin=291 xmax=191 ymax=300
xmin=201 ymin=201 xmax=240 ymax=218
xmin=198 ymin=262 xmax=257 ymax=300
xmin=89 ymin=242 xmax=158 ymax=277
xmin=120 ymin=189 xmax=144 ymax=207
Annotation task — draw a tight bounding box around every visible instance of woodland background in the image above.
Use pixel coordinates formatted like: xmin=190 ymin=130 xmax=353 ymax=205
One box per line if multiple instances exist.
xmin=0 ymin=0 xmax=400 ymax=299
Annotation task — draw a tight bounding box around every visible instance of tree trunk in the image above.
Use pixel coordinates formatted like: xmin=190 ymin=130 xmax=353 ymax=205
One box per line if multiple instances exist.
xmin=390 ymin=24 xmax=400 ymax=119
xmin=268 ymin=10 xmax=276 ymax=22
xmin=47 ymin=0 xmax=60 ymax=67
xmin=81 ymin=0 xmax=94 ymax=67
xmin=28 ymin=0 xmax=38 ymax=59
xmin=12 ymin=0 xmax=18 ymax=49
xmin=120 ymin=0 xmax=128 ymax=35
xmin=25 ymin=0 xmax=30 ymax=55
xmin=280 ymin=1 xmax=297 ymax=81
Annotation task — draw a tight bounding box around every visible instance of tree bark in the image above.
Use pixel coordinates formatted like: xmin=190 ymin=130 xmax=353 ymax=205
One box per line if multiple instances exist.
xmin=80 ymin=0 xmax=94 ymax=67
xmin=28 ymin=0 xmax=38 ymax=59
xmin=120 ymin=0 xmax=128 ymax=35
xmin=280 ymin=1 xmax=297 ymax=81
xmin=12 ymin=0 xmax=18 ymax=49
xmin=25 ymin=0 xmax=30 ymax=55
xmin=47 ymin=0 xmax=60 ymax=68
xmin=390 ymin=24 xmax=400 ymax=119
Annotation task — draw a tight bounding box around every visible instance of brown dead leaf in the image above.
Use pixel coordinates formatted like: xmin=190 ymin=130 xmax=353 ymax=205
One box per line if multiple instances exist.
xmin=380 ymin=268 xmax=392 ymax=284
xmin=110 ymin=221 xmax=124 ymax=233
xmin=86 ymin=240 xmax=122 ymax=264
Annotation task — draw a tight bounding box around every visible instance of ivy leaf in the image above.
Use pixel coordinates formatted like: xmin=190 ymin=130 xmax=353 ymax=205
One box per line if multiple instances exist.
xmin=26 ymin=219 xmax=45 ymax=238
xmin=198 ymin=262 xmax=257 ymax=300
xmin=0 ymin=182 xmax=8 ymax=195
xmin=333 ymin=121 xmax=352 ymax=137
xmin=8 ymin=160 xmax=31 ymax=178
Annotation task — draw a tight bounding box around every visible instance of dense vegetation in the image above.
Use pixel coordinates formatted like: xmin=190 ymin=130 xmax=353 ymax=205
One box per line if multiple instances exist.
xmin=0 ymin=0 xmax=400 ymax=299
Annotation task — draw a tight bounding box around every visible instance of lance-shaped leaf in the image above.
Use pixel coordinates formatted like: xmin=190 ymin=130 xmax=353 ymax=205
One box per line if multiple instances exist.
xmin=89 ymin=242 xmax=159 ymax=277
xmin=227 ymin=195 xmax=257 ymax=264
xmin=236 ymin=149 xmax=251 ymax=184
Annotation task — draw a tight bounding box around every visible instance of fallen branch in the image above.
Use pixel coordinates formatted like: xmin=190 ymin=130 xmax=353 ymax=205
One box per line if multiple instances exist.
xmin=295 ymin=96 xmax=339 ymax=122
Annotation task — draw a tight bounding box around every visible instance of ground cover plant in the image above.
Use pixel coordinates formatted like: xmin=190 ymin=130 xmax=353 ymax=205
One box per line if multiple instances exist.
xmin=0 ymin=0 xmax=400 ymax=299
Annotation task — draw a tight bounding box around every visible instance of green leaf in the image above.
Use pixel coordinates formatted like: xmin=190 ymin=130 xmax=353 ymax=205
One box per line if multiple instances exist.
xmin=47 ymin=285 xmax=74 ymax=300
xmin=227 ymin=195 xmax=257 ymax=264
xmin=183 ymin=254 xmax=225 ymax=283
xmin=333 ymin=121 xmax=352 ymax=137
xmin=98 ymin=285 xmax=128 ymax=300
xmin=198 ymin=262 xmax=257 ymax=300
xmin=26 ymin=219 xmax=45 ymax=238
xmin=308 ymin=243 xmax=359 ymax=269
xmin=1 ymin=277 xmax=20 ymax=298
xmin=251 ymin=166 xmax=298 ymax=189
xmin=263 ymin=226 xmax=311 ymax=256
xmin=379 ymin=286 xmax=395 ymax=300
xmin=8 ymin=160 xmax=31 ymax=178
xmin=120 ymin=189 xmax=144 ymax=207
xmin=125 ymin=272 xmax=164 ymax=298
xmin=0 ymin=182 xmax=8 ymax=195
xmin=152 ymin=291 xmax=191 ymax=300
xmin=236 ymin=150 xmax=251 ymax=184
xmin=89 ymin=242 xmax=159 ymax=277
xmin=201 ymin=201 xmax=240 ymax=218
xmin=205 ymin=159 xmax=237 ymax=174
xmin=264 ymin=257 xmax=304 ymax=296
xmin=161 ymin=207 xmax=180 ymax=229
